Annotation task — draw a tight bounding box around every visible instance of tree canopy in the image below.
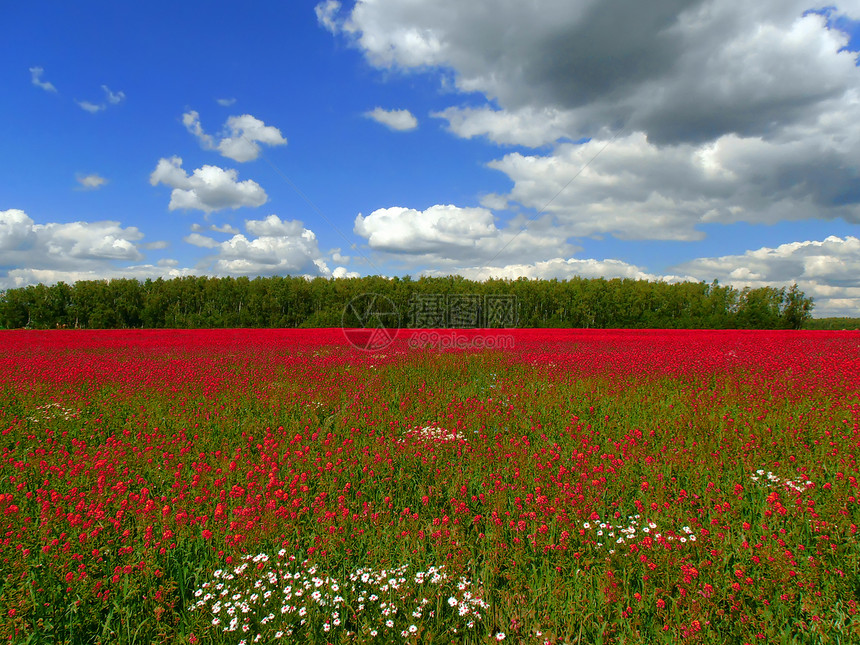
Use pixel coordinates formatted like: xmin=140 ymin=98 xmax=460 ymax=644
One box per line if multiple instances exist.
xmin=0 ymin=275 xmax=814 ymax=330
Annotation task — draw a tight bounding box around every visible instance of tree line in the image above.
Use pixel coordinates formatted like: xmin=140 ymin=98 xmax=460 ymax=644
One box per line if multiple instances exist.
xmin=0 ymin=275 xmax=814 ymax=330
xmin=803 ymin=317 xmax=860 ymax=330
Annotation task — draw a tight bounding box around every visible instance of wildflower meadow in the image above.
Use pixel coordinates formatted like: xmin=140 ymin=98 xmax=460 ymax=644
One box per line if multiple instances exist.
xmin=1 ymin=328 xmax=858 ymax=643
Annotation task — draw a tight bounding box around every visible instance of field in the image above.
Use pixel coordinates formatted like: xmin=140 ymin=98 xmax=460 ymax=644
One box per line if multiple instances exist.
xmin=1 ymin=328 xmax=859 ymax=644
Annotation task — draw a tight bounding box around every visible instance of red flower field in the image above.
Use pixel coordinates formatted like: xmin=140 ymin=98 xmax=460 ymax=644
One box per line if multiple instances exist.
xmin=0 ymin=328 xmax=858 ymax=643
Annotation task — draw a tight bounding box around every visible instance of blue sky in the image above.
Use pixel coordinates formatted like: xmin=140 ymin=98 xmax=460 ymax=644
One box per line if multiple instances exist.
xmin=2 ymin=0 xmax=860 ymax=316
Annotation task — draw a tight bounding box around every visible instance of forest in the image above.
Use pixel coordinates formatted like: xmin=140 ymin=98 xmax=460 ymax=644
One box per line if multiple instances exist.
xmin=0 ymin=275 xmax=815 ymax=330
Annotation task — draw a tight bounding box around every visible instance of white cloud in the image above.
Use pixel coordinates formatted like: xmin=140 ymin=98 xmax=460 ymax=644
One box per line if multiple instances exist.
xmin=0 ymin=209 xmax=154 ymax=289
xmin=0 ymin=209 xmax=144 ymax=263
xmin=183 ymin=110 xmax=287 ymax=162
xmin=485 ymin=134 xmax=714 ymax=241
xmin=315 ymin=0 xmax=343 ymax=33
xmin=182 ymin=111 xmax=215 ymax=149
xmin=365 ymin=107 xmax=418 ymax=131
xmin=335 ymin=0 xmax=860 ymax=144
xmin=211 ymin=223 xmax=239 ymax=234
xmin=102 ymin=85 xmax=125 ymax=105
xmin=201 ymin=214 xmax=335 ymax=277
xmin=332 ymin=266 xmax=360 ymax=278
xmin=76 ymin=173 xmax=108 ymax=190
xmin=29 ymin=66 xmax=57 ymax=93
xmin=432 ymin=106 xmax=575 ymax=147
xmin=355 ymin=205 xmax=497 ymax=253
xmin=245 ymin=213 xmax=306 ymax=237
xmin=0 ymin=210 xmax=353 ymax=290
xmin=149 ymin=156 xmax=268 ymax=213
xmin=327 ymin=0 xmax=860 ymax=239
xmin=216 ymin=98 xmax=237 ymax=107
xmin=54 ymin=224 xmax=142 ymax=260
xmin=483 ymin=127 xmax=860 ymax=241
xmin=416 ymin=234 xmax=860 ymax=316
xmin=422 ymin=256 xmax=665 ymax=282
xmin=1 ymin=265 xmax=195 ymax=290
xmin=191 ymin=222 xmax=240 ymax=234
xmin=76 ymin=100 xmax=104 ymax=114
xmin=183 ymin=232 xmax=221 ymax=248
xmin=354 ymin=203 xmax=573 ymax=265
xmin=331 ymin=248 xmax=350 ymax=263
xmin=0 ymin=209 xmax=36 ymax=251
xmin=675 ymin=235 xmax=860 ymax=316
xmin=75 ymin=85 xmax=125 ymax=114
xmin=218 ymin=114 xmax=288 ymax=162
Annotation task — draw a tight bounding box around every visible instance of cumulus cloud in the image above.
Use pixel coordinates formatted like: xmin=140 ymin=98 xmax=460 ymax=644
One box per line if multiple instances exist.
xmin=323 ymin=0 xmax=860 ymax=247
xmin=245 ymin=213 xmax=307 ymax=237
xmin=355 ymin=205 xmax=498 ymax=253
xmin=422 ymin=256 xmax=667 ymax=282
xmin=484 ymin=134 xmax=710 ymax=241
xmin=0 ymin=209 xmax=36 ymax=252
xmin=149 ymin=156 xmax=268 ymax=213
xmin=417 ymin=235 xmax=860 ymax=316
xmin=432 ymin=106 xmax=576 ymax=147
xmin=76 ymin=173 xmax=108 ymax=190
xmin=0 ymin=210 xmax=143 ymax=263
xmin=331 ymin=248 xmax=350 ymax=263
xmin=675 ymin=235 xmax=860 ymax=316
xmin=0 ymin=210 xmax=356 ymax=290
xmin=29 ymin=66 xmax=57 ymax=93
xmin=332 ymin=0 xmax=860 ymax=144
xmin=332 ymin=266 xmax=360 ymax=278
xmin=183 ymin=110 xmax=287 ymax=162
xmin=1 ymin=264 xmax=196 ymax=291
xmin=194 ymin=214 xmax=342 ymax=278
xmin=216 ymin=97 xmax=237 ymax=107
xmin=354 ymin=203 xmax=573 ymax=266
xmin=218 ymin=114 xmax=287 ymax=161
xmin=0 ymin=209 xmax=357 ymax=289
xmin=0 ymin=208 xmax=160 ymax=290
xmin=484 ymin=128 xmax=860 ymax=241
xmin=365 ymin=107 xmax=418 ymax=131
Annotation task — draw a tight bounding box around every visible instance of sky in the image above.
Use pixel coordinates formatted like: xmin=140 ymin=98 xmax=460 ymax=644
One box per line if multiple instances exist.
xmin=2 ymin=0 xmax=860 ymax=317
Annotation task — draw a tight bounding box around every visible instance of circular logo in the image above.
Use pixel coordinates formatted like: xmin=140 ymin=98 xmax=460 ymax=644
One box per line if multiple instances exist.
xmin=341 ymin=293 xmax=399 ymax=351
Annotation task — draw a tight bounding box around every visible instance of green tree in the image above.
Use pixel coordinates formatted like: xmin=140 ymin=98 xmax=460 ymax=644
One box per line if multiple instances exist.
xmin=779 ymin=283 xmax=814 ymax=330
